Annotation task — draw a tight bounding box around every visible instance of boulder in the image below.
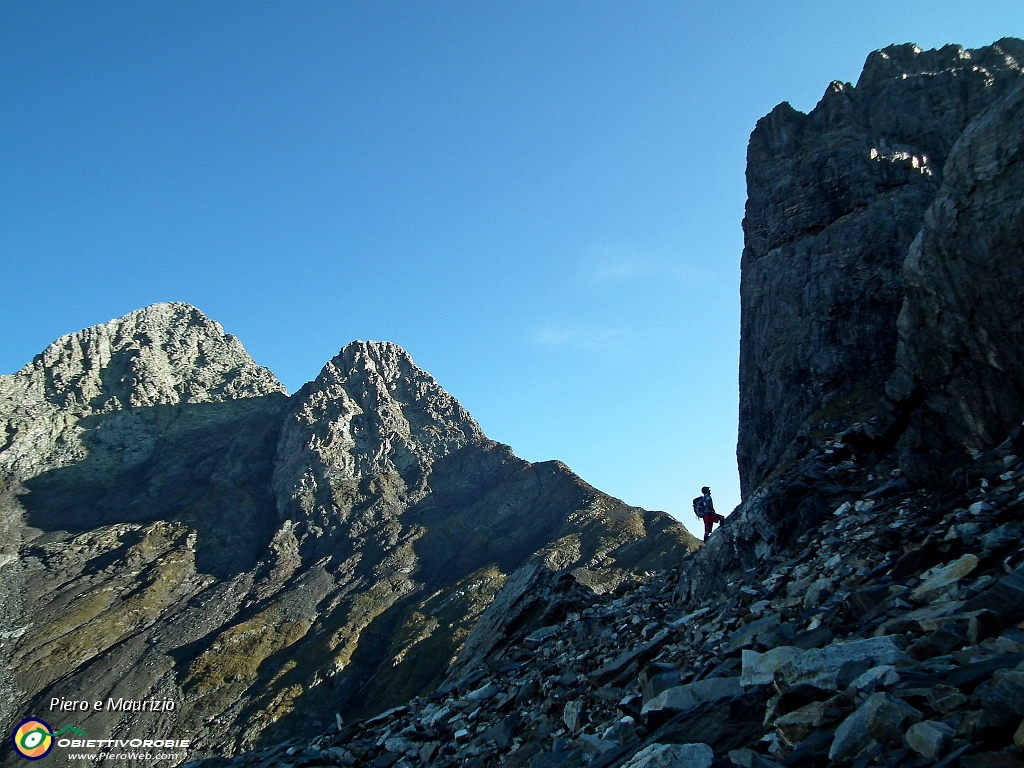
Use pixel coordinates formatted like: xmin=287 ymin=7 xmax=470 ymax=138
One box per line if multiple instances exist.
xmin=620 ymin=743 xmax=714 ymax=768
xmin=775 ymin=636 xmax=905 ymax=691
xmin=829 ymin=693 xmax=922 ymax=761
xmin=911 ymin=554 xmax=979 ymax=599
xmin=641 ymin=678 xmax=744 ymax=725
xmin=740 ymin=647 xmax=802 ymax=687
xmin=905 ymin=720 xmax=954 ymax=760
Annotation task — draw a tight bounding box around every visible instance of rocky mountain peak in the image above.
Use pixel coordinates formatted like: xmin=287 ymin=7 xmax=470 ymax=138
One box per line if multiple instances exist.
xmin=857 ymin=39 xmax=1024 ymax=93
xmin=0 ymin=302 xmax=284 ymax=480
xmin=18 ymin=301 xmax=283 ymax=414
xmin=273 ymin=340 xmax=484 ymax=527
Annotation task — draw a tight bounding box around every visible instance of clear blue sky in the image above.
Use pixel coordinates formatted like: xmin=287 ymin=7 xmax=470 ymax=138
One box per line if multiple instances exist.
xmin=1 ymin=2 xmax=1020 ymax=538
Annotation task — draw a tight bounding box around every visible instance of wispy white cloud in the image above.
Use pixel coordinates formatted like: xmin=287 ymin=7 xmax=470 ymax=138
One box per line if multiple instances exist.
xmin=533 ymin=324 xmax=633 ymax=353
xmin=583 ymin=238 xmax=705 ymax=286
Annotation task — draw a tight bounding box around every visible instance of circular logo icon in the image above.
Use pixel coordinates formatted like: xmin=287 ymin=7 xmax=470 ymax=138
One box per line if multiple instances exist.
xmin=12 ymin=719 xmax=54 ymax=760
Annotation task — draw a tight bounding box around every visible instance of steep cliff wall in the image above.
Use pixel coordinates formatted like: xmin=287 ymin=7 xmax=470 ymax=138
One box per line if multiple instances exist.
xmin=888 ymin=78 xmax=1024 ymax=475
xmin=738 ymin=39 xmax=1024 ymax=497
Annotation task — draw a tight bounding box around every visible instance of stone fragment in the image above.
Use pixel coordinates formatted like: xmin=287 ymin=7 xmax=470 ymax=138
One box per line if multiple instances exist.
xmin=981 ymin=523 xmax=1022 ymax=550
xmin=418 ymin=742 xmax=439 ymax=764
xmin=602 ymin=717 xmax=639 ymax=745
xmin=369 ymin=752 xmax=401 ymax=768
xmin=641 ymin=678 xmax=744 ymax=724
xmin=578 ymin=734 xmax=617 ymax=755
xmin=740 ymin=646 xmax=802 ymax=687
xmin=964 ymin=566 xmax=1024 ymax=623
xmin=642 ymin=670 xmax=682 ymax=703
xmin=927 ymin=684 xmax=968 ymax=713
xmin=529 ymin=747 xmax=589 ymax=768
xmin=829 ymin=692 xmax=922 ymax=761
xmin=525 ymin=625 xmax=561 ymax=644
xmin=960 ymin=752 xmax=1024 ymax=768
xmin=1015 ymin=717 xmax=1024 ymax=751
xmin=383 ymin=735 xmax=415 ymax=754
xmin=621 ymin=742 xmax=714 ymax=768
xmin=466 ymin=682 xmax=500 ymax=701
xmin=479 ymin=715 xmax=518 ymax=749
xmin=588 ymin=630 xmax=671 ymax=686
xmin=789 ymin=625 xmax=835 ymax=650
xmin=668 ymin=607 xmax=712 ymax=629
xmin=774 ymin=701 xmax=826 ymax=746
xmin=803 ymin=577 xmax=834 ymax=609
xmin=946 ymin=653 xmax=1024 ymax=689
xmin=981 ymin=670 xmax=1024 ymax=728
xmin=775 ymin=636 xmax=906 ymax=691
xmin=727 ymin=748 xmax=776 ymax=768
xmin=911 ymin=554 xmax=980 ymax=599
xmin=727 ymin=614 xmax=783 ymax=651
xmin=365 ymin=705 xmax=409 ymax=727
xmin=849 ymin=585 xmax=891 ymax=616
xmin=562 ymin=700 xmax=585 ymax=734
xmin=846 ymin=665 xmax=899 ymax=693
xmin=905 ymin=720 xmax=954 ymax=760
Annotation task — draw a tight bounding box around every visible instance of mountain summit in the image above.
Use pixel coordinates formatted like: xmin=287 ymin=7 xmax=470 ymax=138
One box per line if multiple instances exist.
xmin=0 ymin=304 xmax=696 ymax=763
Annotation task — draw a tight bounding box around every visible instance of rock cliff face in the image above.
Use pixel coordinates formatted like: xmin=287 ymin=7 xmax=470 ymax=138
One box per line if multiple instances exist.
xmin=0 ymin=304 xmax=697 ymax=766
xmin=738 ymin=39 xmax=1024 ymax=497
xmin=889 ymin=77 xmax=1024 ymax=469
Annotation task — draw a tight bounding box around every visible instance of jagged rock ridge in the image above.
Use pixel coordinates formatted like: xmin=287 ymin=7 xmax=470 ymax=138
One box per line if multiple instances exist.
xmin=0 ymin=303 xmax=697 ymax=767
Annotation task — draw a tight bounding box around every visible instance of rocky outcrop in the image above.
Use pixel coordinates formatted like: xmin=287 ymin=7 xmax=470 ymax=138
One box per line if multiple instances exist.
xmin=888 ymin=78 xmax=1024 ymax=472
xmin=738 ymin=39 xmax=1024 ymax=497
xmin=0 ymin=304 xmax=697 ymax=767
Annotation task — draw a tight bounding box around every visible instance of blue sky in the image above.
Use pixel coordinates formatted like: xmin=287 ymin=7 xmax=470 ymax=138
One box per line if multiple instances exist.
xmin=2 ymin=2 xmax=1020 ymax=537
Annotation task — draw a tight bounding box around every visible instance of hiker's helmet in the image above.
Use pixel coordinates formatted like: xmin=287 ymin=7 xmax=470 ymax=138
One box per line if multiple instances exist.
xmin=701 ymin=486 xmax=710 ymax=494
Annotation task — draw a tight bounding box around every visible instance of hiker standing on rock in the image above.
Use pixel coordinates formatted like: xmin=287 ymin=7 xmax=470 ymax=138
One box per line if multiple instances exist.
xmin=693 ymin=486 xmax=724 ymax=542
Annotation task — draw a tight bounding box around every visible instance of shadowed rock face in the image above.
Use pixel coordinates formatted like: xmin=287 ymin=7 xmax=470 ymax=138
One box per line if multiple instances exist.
xmin=738 ymin=39 xmax=1024 ymax=497
xmin=0 ymin=303 xmax=697 ymax=765
xmin=889 ymin=79 xmax=1024 ymax=464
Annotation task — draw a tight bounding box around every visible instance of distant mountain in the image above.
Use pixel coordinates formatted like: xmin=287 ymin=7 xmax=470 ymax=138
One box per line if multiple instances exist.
xmin=0 ymin=303 xmax=697 ymax=764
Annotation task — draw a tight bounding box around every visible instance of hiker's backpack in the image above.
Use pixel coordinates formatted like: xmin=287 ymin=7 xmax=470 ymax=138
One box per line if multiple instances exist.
xmin=693 ymin=496 xmax=706 ymax=518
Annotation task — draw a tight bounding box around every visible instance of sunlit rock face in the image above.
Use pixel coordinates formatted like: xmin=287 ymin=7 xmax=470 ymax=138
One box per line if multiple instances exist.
xmin=738 ymin=39 xmax=1024 ymax=497
xmin=0 ymin=303 xmax=697 ymax=764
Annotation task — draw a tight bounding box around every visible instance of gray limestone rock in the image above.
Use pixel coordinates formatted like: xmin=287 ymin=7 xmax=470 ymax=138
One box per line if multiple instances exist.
xmin=620 ymin=743 xmax=714 ymax=768
xmin=738 ymin=39 xmax=1024 ymax=496
xmin=905 ymin=720 xmax=955 ymax=760
xmin=889 ymin=75 xmax=1024 ymax=465
xmin=829 ymin=692 xmax=922 ymax=761
xmin=640 ymin=678 xmax=743 ymax=726
xmin=774 ymin=636 xmax=906 ymax=691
